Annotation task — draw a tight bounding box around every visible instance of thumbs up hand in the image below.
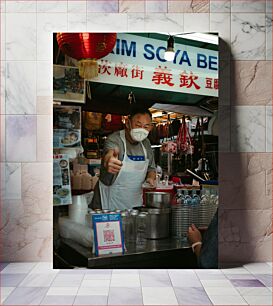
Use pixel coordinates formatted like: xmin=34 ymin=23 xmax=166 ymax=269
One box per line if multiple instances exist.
xmin=104 ymin=147 xmax=123 ymax=174
xmin=112 ymin=147 xmax=119 ymax=159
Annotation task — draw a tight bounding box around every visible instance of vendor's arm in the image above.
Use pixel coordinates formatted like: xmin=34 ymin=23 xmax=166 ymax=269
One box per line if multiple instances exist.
xmin=146 ymin=170 xmax=156 ymax=187
xmin=100 ymin=132 xmax=124 ymax=185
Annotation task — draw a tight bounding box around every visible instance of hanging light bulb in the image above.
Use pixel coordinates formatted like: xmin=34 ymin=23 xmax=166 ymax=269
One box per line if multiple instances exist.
xmin=164 ymin=35 xmax=175 ymax=62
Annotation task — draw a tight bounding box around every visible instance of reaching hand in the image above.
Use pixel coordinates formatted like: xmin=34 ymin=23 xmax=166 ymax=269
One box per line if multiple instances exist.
xmin=188 ymin=224 xmax=202 ymax=244
xmin=104 ymin=148 xmax=123 ymax=174
xmin=145 ymin=177 xmax=156 ymax=188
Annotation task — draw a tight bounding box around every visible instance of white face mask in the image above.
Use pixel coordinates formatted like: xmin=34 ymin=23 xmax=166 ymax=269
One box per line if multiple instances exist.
xmin=130 ymin=128 xmax=149 ymax=142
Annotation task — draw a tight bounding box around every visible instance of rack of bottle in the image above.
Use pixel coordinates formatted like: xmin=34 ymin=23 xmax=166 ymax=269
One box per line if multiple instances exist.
xmin=171 ymin=185 xmax=218 ymax=240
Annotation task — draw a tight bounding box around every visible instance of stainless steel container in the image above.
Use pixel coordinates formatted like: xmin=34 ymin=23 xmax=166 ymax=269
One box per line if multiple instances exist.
xmin=129 ymin=210 xmax=139 ymax=242
xmin=121 ymin=211 xmax=130 ymax=246
xmin=145 ymin=192 xmax=171 ymax=209
xmin=136 ymin=213 xmax=148 ymax=245
xmin=141 ymin=207 xmax=170 ymax=239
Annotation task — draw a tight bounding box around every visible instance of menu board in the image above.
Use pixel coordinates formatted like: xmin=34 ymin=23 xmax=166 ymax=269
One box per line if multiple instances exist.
xmin=53 ymin=105 xmax=81 ymax=149
xmin=92 ymin=213 xmax=124 ymax=256
xmin=53 ymin=65 xmax=85 ymax=103
xmin=53 ymin=154 xmax=72 ymax=206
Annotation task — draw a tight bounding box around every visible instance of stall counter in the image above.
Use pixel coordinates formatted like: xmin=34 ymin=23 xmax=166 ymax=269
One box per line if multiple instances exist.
xmin=56 ymin=237 xmax=197 ymax=269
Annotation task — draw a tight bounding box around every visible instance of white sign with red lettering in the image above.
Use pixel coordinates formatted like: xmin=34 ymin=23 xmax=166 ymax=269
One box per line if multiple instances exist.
xmin=91 ymin=33 xmax=218 ymax=97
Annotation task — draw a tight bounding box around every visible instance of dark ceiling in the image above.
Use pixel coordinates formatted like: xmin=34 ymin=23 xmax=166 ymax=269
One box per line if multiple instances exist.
xmin=82 ymin=81 xmax=213 ymax=115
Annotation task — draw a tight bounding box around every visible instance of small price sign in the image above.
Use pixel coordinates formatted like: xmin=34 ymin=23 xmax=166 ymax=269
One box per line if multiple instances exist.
xmin=92 ymin=213 xmax=124 ymax=256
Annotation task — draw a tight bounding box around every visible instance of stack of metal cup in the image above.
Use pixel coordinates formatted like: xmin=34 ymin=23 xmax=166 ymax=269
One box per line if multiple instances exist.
xmin=129 ymin=209 xmax=139 ymax=242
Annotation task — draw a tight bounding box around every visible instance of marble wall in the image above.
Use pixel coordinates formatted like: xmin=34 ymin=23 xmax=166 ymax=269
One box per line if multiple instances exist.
xmin=0 ymin=0 xmax=272 ymax=263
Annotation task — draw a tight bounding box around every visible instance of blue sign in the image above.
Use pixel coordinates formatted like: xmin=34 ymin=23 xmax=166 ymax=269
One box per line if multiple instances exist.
xmin=92 ymin=213 xmax=124 ymax=256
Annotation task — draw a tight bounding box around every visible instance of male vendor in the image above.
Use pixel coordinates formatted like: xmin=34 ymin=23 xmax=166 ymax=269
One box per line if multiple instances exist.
xmin=90 ymin=108 xmax=156 ymax=210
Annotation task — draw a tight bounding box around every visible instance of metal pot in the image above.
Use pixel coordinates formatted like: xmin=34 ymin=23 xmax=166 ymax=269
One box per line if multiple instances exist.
xmin=145 ymin=192 xmax=171 ymax=209
xmin=141 ymin=207 xmax=170 ymax=239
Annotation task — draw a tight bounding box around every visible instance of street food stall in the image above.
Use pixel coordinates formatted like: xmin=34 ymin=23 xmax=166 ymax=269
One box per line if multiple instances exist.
xmin=53 ymin=32 xmax=219 ymax=268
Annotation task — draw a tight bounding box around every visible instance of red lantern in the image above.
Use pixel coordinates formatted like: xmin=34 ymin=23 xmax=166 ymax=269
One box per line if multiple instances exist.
xmin=56 ymin=33 xmax=117 ymax=79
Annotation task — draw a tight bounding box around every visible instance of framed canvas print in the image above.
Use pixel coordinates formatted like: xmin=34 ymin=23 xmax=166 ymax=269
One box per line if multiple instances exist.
xmin=53 ymin=32 xmax=219 ymax=270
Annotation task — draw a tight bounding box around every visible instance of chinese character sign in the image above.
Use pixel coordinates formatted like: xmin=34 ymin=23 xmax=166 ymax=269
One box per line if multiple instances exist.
xmin=152 ymin=66 xmax=174 ymax=87
xmin=91 ymin=33 xmax=218 ymax=97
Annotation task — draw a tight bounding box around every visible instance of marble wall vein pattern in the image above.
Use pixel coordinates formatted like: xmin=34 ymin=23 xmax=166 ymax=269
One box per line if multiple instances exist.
xmin=5 ymin=62 xmax=37 ymax=115
xmin=231 ymin=61 xmax=272 ymax=106
xmin=0 ymin=0 xmax=272 ymax=262
xmin=231 ymin=13 xmax=266 ymax=60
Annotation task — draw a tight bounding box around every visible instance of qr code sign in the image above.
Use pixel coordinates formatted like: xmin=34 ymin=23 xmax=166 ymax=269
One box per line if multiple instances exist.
xmin=103 ymin=229 xmax=115 ymax=242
